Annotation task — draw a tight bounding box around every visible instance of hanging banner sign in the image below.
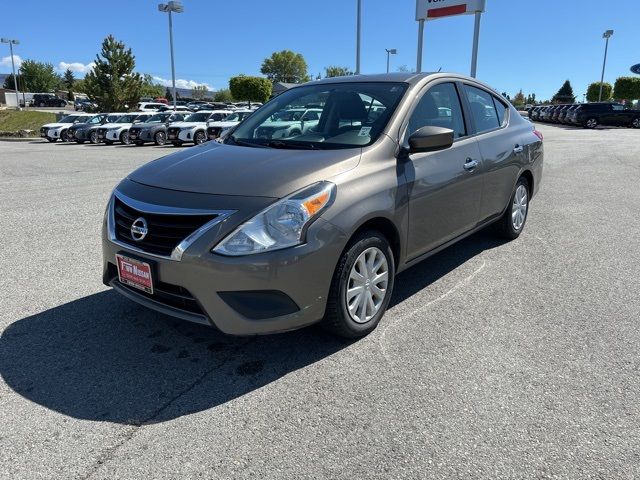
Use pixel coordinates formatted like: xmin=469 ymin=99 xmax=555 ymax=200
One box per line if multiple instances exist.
xmin=416 ymin=0 xmax=486 ymax=21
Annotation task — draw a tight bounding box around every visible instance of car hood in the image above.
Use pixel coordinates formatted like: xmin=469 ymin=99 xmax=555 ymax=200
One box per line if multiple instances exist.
xmin=43 ymin=122 xmax=72 ymax=129
xmin=128 ymin=142 xmax=361 ymax=198
xmin=169 ymin=121 xmax=203 ymax=128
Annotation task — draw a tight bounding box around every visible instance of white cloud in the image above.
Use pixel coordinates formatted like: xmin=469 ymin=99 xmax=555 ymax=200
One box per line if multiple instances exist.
xmin=152 ymin=75 xmax=212 ymax=90
xmin=57 ymin=61 xmax=95 ymax=74
xmin=1 ymin=54 xmax=22 ymax=69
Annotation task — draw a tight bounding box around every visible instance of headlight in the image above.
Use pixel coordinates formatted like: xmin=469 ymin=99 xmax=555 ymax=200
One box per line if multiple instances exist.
xmin=213 ymin=182 xmax=336 ymax=256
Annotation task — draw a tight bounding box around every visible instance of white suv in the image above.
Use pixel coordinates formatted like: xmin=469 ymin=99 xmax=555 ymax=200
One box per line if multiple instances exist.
xmin=136 ymin=102 xmax=166 ymax=112
xmin=97 ymin=113 xmax=153 ymax=145
xmin=166 ymin=110 xmax=232 ymax=146
xmin=40 ymin=114 xmax=93 ymax=142
xmin=206 ymin=109 xmax=253 ymax=141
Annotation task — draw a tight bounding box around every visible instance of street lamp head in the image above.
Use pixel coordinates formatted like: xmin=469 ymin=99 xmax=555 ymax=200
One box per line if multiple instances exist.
xmin=386 ymin=49 xmax=397 ymax=55
xmin=158 ymin=3 xmax=168 ymax=11
xmin=168 ymin=1 xmax=184 ymax=12
xmin=1 ymin=38 xmax=19 ymax=45
xmin=603 ymin=30 xmax=614 ymax=38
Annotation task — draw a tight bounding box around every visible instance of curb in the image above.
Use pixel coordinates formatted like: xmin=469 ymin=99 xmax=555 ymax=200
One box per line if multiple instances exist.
xmin=0 ymin=137 xmax=42 ymax=142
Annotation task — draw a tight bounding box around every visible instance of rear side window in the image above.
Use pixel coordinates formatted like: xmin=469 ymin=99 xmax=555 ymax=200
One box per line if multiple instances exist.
xmin=407 ymin=82 xmax=466 ymax=139
xmin=464 ymin=85 xmax=500 ymax=133
xmin=493 ymin=97 xmax=507 ymax=126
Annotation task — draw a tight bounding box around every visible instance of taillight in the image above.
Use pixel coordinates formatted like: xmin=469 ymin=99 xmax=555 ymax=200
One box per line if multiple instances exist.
xmin=533 ymin=129 xmax=543 ymax=141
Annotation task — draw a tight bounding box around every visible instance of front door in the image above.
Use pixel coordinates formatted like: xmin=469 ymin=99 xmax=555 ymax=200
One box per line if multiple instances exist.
xmin=404 ymin=82 xmax=484 ymax=260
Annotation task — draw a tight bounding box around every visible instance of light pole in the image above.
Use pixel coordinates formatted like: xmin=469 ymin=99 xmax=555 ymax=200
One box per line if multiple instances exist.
xmin=158 ymin=1 xmax=184 ymax=109
xmin=599 ymin=30 xmax=613 ymax=102
xmin=1 ymin=38 xmax=21 ymax=110
xmin=385 ymin=49 xmax=397 ymax=73
xmin=355 ymin=0 xmax=362 ymax=75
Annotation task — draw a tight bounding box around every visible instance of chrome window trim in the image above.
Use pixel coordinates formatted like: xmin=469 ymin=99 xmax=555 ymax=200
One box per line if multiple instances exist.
xmin=107 ymin=191 xmax=235 ymax=262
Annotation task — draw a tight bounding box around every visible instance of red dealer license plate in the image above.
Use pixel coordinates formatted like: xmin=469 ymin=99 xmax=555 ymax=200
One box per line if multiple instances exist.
xmin=116 ymin=254 xmax=153 ymax=294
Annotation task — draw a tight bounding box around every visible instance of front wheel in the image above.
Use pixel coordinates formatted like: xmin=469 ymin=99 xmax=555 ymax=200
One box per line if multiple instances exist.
xmin=60 ymin=130 xmax=69 ymax=142
xmin=120 ymin=131 xmax=130 ymax=145
xmin=194 ymin=131 xmax=206 ymax=145
xmin=154 ymin=131 xmax=167 ymax=145
xmin=632 ymin=117 xmax=640 ymax=129
xmin=322 ymin=231 xmax=395 ymax=338
xmin=494 ymin=176 xmax=530 ymax=240
xmin=89 ymin=131 xmax=99 ymax=144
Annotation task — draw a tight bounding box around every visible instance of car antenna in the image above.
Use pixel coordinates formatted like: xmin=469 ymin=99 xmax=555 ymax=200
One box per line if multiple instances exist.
xmin=437 ymin=67 xmax=442 ymax=72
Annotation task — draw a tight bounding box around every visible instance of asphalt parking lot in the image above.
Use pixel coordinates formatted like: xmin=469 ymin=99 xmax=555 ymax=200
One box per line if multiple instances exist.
xmin=1 ymin=125 xmax=639 ymax=479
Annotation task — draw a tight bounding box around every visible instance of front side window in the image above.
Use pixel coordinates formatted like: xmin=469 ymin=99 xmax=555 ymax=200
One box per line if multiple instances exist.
xmin=227 ymin=81 xmax=408 ymax=149
xmin=407 ymin=82 xmax=466 ymax=139
xmin=464 ymin=85 xmax=501 ymax=133
xmin=184 ymin=112 xmax=212 ymax=122
xmin=612 ymin=104 xmax=624 ymax=111
xmin=116 ymin=115 xmax=136 ymax=123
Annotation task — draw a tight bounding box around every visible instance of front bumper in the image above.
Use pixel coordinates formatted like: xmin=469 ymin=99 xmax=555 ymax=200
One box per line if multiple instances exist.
xmin=101 ymin=188 xmax=347 ymax=335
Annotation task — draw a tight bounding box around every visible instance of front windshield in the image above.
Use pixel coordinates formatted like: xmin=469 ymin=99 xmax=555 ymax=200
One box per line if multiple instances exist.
xmin=115 ymin=115 xmax=136 ymax=123
xmin=147 ymin=114 xmax=169 ymax=123
xmin=184 ymin=112 xmax=212 ymax=122
xmin=227 ymin=82 xmax=407 ymax=149
xmin=106 ymin=115 xmax=121 ymax=123
xmin=223 ymin=112 xmax=251 ymax=122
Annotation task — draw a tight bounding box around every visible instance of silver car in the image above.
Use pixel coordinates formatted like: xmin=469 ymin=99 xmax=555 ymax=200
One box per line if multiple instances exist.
xmin=102 ymin=73 xmax=543 ymax=338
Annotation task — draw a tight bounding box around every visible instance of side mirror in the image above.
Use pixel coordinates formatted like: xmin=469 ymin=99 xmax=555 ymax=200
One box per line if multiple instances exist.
xmin=407 ymin=126 xmax=454 ymax=153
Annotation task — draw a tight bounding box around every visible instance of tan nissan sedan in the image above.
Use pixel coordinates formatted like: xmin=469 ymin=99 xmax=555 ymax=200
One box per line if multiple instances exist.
xmin=103 ymin=72 xmax=543 ymax=338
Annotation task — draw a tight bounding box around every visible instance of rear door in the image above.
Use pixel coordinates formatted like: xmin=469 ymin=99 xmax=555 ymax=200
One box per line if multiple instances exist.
xmin=462 ymin=84 xmax=523 ymax=222
xmin=404 ymin=81 xmax=484 ymax=259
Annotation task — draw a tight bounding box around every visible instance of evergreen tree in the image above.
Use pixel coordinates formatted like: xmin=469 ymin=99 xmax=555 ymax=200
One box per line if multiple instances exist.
xmin=83 ymin=35 xmax=144 ymax=111
xmin=552 ymin=80 xmax=575 ymax=104
xmin=63 ymin=68 xmax=75 ymax=100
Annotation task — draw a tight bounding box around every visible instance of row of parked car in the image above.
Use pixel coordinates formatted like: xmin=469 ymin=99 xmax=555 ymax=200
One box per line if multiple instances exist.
xmin=39 ymin=109 xmax=254 ymax=147
xmin=529 ymin=102 xmax=640 ymax=129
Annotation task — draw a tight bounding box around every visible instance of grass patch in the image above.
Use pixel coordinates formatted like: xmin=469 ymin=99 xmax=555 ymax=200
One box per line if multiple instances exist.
xmin=0 ymin=110 xmax=56 ymax=136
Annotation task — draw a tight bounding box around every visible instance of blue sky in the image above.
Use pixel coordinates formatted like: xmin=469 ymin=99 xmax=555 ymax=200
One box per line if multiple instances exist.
xmin=1 ymin=0 xmax=638 ymax=100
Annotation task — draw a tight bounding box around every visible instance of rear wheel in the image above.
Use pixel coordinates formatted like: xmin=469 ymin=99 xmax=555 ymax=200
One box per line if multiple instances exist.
xmin=60 ymin=129 xmax=69 ymax=142
xmin=494 ymin=176 xmax=530 ymax=240
xmin=632 ymin=117 xmax=640 ymax=129
xmin=89 ymin=131 xmax=99 ymax=144
xmin=154 ymin=131 xmax=167 ymax=145
xmin=322 ymin=231 xmax=395 ymax=338
xmin=585 ymin=117 xmax=598 ymax=129
xmin=120 ymin=131 xmax=130 ymax=145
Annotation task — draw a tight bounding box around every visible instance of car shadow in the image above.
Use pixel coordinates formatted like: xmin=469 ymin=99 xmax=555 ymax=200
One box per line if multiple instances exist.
xmin=0 ymin=230 xmax=502 ymax=425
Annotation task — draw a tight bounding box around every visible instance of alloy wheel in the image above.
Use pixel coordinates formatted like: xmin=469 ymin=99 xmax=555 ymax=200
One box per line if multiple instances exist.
xmin=90 ymin=131 xmax=98 ymax=144
xmin=155 ymin=131 xmax=166 ymax=145
xmin=346 ymin=247 xmax=389 ymax=324
xmin=633 ymin=118 xmax=640 ymax=129
xmin=586 ymin=118 xmax=597 ymax=129
xmin=511 ymin=184 xmax=528 ymax=231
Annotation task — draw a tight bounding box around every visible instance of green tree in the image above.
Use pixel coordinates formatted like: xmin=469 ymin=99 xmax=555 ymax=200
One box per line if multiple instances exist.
xmin=229 ymin=75 xmax=272 ymax=104
xmin=586 ymin=82 xmax=612 ymax=102
xmin=83 ymin=35 xmax=144 ymax=111
xmin=63 ymin=68 xmax=75 ymax=100
xmin=191 ymin=84 xmax=209 ymax=99
xmin=512 ymin=89 xmax=526 ymax=106
xmin=501 ymin=92 xmax=511 ymax=101
xmin=3 ymin=73 xmax=23 ymax=90
xmin=552 ymin=80 xmax=575 ymax=104
xmin=525 ymin=93 xmax=536 ymax=105
xmin=138 ymin=74 xmax=164 ymax=99
xmin=260 ymin=50 xmax=310 ymax=83
xmin=74 ymin=78 xmax=86 ymax=94
xmin=613 ymin=77 xmax=640 ymax=102
xmin=19 ymin=60 xmax=60 ymax=92
xmin=213 ymin=88 xmax=234 ymax=102
xmin=324 ymin=66 xmax=353 ymax=78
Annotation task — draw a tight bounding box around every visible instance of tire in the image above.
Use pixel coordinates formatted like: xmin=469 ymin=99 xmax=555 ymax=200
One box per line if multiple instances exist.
xmin=584 ymin=117 xmax=598 ymax=129
xmin=321 ymin=230 xmax=395 ymax=338
xmin=154 ymin=131 xmax=167 ymax=146
xmin=89 ymin=131 xmax=99 ymax=144
xmin=120 ymin=131 xmax=130 ymax=145
xmin=60 ymin=129 xmax=69 ymax=142
xmin=494 ymin=176 xmax=530 ymax=240
xmin=194 ymin=131 xmax=206 ymax=145
xmin=632 ymin=117 xmax=640 ymax=129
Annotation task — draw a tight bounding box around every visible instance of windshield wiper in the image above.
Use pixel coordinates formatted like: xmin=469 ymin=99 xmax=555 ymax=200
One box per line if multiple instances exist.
xmin=227 ymin=135 xmax=265 ymax=148
xmin=267 ymin=140 xmax=317 ymax=150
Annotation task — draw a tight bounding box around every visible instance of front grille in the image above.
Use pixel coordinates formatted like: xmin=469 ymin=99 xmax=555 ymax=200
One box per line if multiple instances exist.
xmin=167 ymin=127 xmax=181 ymax=137
xmin=129 ymin=127 xmax=141 ymax=135
xmin=97 ymin=127 xmax=107 ymax=136
xmin=207 ymin=127 xmax=223 ymax=138
xmin=114 ymin=197 xmax=218 ymax=256
xmin=256 ymin=126 xmax=275 ymax=139
xmin=40 ymin=127 xmax=48 ymax=135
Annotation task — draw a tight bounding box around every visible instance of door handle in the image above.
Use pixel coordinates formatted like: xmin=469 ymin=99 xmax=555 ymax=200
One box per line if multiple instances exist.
xmin=513 ymin=145 xmax=524 ymax=154
xmin=463 ymin=158 xmax=478 ymax=171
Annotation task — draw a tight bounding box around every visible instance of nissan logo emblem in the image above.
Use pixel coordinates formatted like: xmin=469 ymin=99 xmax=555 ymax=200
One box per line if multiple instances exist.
xmin=130 ymin=217 xmax=148 ymax=242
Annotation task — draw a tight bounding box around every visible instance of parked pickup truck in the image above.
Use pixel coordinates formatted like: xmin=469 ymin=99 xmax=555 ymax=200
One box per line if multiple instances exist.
xmin=568 ymin=102 xmax=640 ymax=129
